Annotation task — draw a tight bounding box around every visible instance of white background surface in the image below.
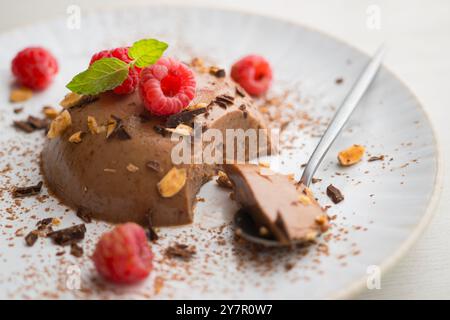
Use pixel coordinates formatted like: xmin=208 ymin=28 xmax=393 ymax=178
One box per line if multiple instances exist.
xmin=0 ymin=0 xmax=448 ymax=299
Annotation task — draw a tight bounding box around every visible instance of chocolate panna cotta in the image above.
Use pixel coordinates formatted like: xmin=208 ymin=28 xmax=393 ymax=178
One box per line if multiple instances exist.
xmin=41 ymin=66 xmax=272 ymax=227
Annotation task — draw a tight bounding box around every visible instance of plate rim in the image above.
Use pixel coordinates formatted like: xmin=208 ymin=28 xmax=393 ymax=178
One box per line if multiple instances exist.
xmin=0 ymin=3 xmax=443 ymax=300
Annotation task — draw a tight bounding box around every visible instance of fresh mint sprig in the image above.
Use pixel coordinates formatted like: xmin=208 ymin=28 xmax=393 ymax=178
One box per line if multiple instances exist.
xmin=67 ymin=38 xmax=168 ymax=95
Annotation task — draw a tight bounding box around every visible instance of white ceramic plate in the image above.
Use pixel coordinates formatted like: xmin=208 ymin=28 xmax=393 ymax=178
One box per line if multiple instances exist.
xmin=0 ymin=6 xmax=440 ymax=299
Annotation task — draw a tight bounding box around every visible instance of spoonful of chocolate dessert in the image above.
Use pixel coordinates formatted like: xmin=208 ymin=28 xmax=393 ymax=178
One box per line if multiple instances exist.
xmin=225 ymin=45 xmax=386 ymax=246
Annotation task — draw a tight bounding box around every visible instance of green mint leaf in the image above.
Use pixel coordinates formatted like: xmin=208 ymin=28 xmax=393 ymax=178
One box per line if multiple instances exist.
xmin=66 ymin=58 xmax=129 ymax=95
xmin=129 ymin=38 xmax=168 ymax=68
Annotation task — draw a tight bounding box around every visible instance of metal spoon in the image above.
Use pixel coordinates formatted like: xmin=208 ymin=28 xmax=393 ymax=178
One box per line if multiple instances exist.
xmin=234 ymin=45 xmax=386 ymax=246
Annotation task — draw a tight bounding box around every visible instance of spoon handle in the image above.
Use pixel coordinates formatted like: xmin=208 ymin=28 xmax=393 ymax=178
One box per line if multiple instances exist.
xmin=300 ymin=45 xmax=386 ymax=186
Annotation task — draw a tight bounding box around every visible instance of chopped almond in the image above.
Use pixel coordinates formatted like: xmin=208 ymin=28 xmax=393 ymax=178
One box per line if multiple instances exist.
xmin=298 ymin=194 xmax=312 ymax=205
xmin=157 ymin=167 xmax=187 ymax=198
xmin=126 ymin=163 xmax=139 ymax=173
xmin=42 ymin=106 xmax=59 ymax=119
xmin=68 ymin=131 xmax=84 ymax=143
xmin=187 ymin=102 xmax=208 ymax=111
xmin=165 ymin=124 xmax=193 ymax=136
xmin=87 ymin=116 xmax=102 ymax=134
xmin=106 ymin=118 xmax=117 ymax=138
xmin=47 ymin=110 xmax=72 ymax=138
xmin=60 ymin=92 xmax=82 ymax=108
xmin=258 ymin=161 xmax=270 ymax=168
xmin=338 ymin=145 xmax=365 ymax=166
xmin=216 ymin=171 xmax=233 ymax=189
xmin=10 ymin=87 xmax=33 ymax=103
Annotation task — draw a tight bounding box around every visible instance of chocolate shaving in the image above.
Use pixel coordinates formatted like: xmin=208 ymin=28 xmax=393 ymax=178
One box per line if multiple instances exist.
xmin=165 ymin=243 xmax=196 ymax=259
xmin=146 ymin=160 xmax=161 ymax=172
xmin=139 ymin=112 xmax=152 ymax=123
xmin=368 ymin=155 xmax=385 ymax=162
xmin=235 ymin=86 xmax=246 ymax=97
xmin=12 ymin=181 xmax=43 ymax=198
xmin=76 ymin=207 xmax=92 ymax=223
xmin=165 ymin=108 xmax=207 ymax=128
xmin=13 ymin=121 xmax=35 ymax=133
xmin=13 ymin=116 xmax=49 ymax=133
xmin=70 ymin=243 xmax=83 ymax=257
xmin=25 ymin=232 xmax=38 ymax=247
xmin=27 ymin=116 xmax=49 ymax=129
xmin=214 ymin=100 xmax=228 ymax=109
xmin=312 ymin=178 xmax=322 ymax=184
xmin=335 ymin=78 xmax=344 ymax=85
xmin=326 ymin=184 xmax=344 ymax=204
xmin=107 ymin=115 xmax=131 ymax=140
xmin=36 ymin=218 xmax=53 ymax=229
xmin=47 ymin=224 xmax=86 ymax=246
xmin=215 ymin=94 xmax=234 ymax=106
xmin=146 ymin=212 xmax=159 ymax=242
xmin=210 ymin=68 xmax=226 ymax=78
xmin=13 ymin=107 xmax=23 ymax=114
xmin=153 ymin=125 xmax=167 ymax=137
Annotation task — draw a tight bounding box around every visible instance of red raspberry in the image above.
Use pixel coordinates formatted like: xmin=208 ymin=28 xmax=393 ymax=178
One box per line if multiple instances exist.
xmin=92 ymin=223 xmax=153 ymax=284
xmin=231 ymin=55 xmax=272 ymax=97
xmin=11 ymin=47 xmax=58 ymax=90
xmin=89 ymin=47 xmax=140 ymax=95
xmin=139 ymin=57 xmax=196 ymax=116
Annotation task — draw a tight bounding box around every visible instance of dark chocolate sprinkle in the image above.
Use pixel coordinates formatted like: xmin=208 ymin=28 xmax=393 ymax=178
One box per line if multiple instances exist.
xmin=47 ymin=224 xmax=86 ymax=246
xmin=36 ymin=218 xmax=53 ymax=229
xmin=12 ymin=181 xmax=43 ymax=198
xmin=165 ymin=243 xmax=196 ymax=259
xmin=235 ymin=86 xmax=246 ymax=97
xmin=25 ymin=232 xmax=38 ymax=247
xmin=70 ymin=243 xmax=84 ymax=257
xmin=210 ymin=68 xmax=226 ymax=78
xmin=13 ymin=120 xmax=35 ymax=133
xmin=326 ymin=184 xmax=344 ymax=204
xmin=165 ymin=108 xmax=207 ymax=128
xmin=153 ymin=125 xmax=167 ymax=137
xmin=76 ymin=207 xmax=92 ymax=223
xmin=146 ymin=212 xmax=159 ymax=242
xmin=27 ymin=116 xmax=49 ymax=129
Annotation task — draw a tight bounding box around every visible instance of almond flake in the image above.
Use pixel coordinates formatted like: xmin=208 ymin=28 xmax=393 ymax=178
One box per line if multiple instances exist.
xmin=103 ymin=168 xmax=117 ymax=173
xmin=305 ymin=231 xmax=318 ymax=241
xmin=126 ymin=163 xmax=139 ymax=173
xmin=258 ymin=161 xmax=270 ymax=168
xmin=87 ymin=116 xmax=101 ymax=134
xmin=157 ymin=167 xmax=187 ymax=198
xmin=259 ymin=226 xmax=269 ymax=236
xmin=42 ymin=106 xmax=59 ymax=119
xmin=68 ymin=131 xmax=84 ymax=143
xmin=338 ymin=144 xmax=365 ymax=166
xmin=165 ymin=124 xmax=193 ymax=136
xmin=47 ymin=110 xmax=72 ymax=139
xmin=10 ymin=87 xmax=33 ymax=103
xmin=59 ymin=92 xmax=82 ymax=108
xmin=216 ymin=171 xmax=233 ymax=189
xmin=187 ymin=102 xmax=208 ymax=111
xmin=298 ymin=194 xmax=312 ymax=206
xmin=106 ymin=118 xmax=118 ymax=138
xmin=258 ymin=167 xmax=274 ymax=176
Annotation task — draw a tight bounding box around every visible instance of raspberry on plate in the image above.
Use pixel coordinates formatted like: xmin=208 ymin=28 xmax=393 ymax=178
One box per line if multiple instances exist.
xmin=11 ymin=47 xmax=58 ymax=91
xmin=92 ymin=222 xmax=153 ymax=284
xmin=139 ymin=57 xmax=196 ymax=116
xmin=89 ymin=47 xmax=140 ymax=95
xmin=231 ymin=54 xmax=272 ymax=97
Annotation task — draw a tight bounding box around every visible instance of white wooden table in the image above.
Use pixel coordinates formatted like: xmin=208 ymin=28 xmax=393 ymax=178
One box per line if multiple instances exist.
xmin=1 ymin=0 xmax=448 ymax=299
